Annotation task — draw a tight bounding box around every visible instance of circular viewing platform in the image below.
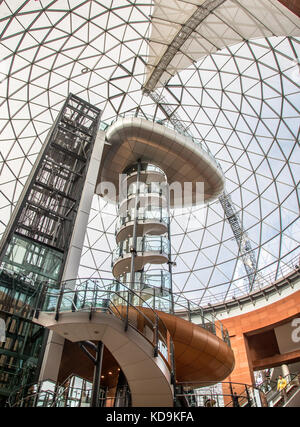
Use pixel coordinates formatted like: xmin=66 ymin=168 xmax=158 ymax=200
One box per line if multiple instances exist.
xmin=115 ymin=208 xmax=169 ymax=243
xmin=112 ymin=236 xmax=170 ymax=277
xmin=97 ymin=116 xmax=225 ymax=207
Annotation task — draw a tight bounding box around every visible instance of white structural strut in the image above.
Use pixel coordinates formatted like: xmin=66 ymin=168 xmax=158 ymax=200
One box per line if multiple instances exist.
xmin=34 ymin=311 xmax=174 ymax=407
xmin=219 ymin=191 xmax=257 ymax=292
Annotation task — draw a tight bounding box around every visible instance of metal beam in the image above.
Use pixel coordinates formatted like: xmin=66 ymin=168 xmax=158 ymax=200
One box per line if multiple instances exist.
xmin=146 ymin=91 xmax=259 ymax=292
xmin=143 ymin=0 xmax=226 ymax=92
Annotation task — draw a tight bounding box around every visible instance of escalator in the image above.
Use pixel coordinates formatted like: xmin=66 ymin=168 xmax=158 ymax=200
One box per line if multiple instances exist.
xmin=261 ymin=373 xmax=300 ymax=407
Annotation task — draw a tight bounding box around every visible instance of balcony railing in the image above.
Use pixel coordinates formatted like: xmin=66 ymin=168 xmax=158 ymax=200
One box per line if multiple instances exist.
xmin=8 ymin=374 xmax=112 ymax=408
xmin=119 ymin=270 xmax=172 ymax=291
xmin=195 ymin=251 xmax=300 ymax=309
xmin=34 ymin=279 xmax=175 ymax=373
xmin=175 ymin=380 xmax=267 ymax=407
xmin=100 ymin=112 xmax=223 ymax=171
xmin=112 ymin=236 xmax=170 ymax=265
xmin=31 ymin=278 xmax=231 ymax=346
xmin=116 ymin=208 xmax=169 ymax=234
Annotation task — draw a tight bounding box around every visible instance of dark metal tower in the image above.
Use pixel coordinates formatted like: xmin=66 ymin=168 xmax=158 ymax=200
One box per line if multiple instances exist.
xmin=0 ymin=94 xmax=101 ymax=402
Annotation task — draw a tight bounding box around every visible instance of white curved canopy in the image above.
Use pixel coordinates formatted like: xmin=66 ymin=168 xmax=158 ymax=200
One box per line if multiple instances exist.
xmin=144 ymin=0 xmax=300 ymax=91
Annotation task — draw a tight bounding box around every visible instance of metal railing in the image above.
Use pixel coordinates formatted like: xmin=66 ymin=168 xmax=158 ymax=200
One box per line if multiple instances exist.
xmin=116 ymin=207 xmax=169 ymax=236
xmin=33 ymin=278 xmax=230 ymax=346
xmin=119 ymin=270 xmax=172 ymax=292
xmin=122 ymin=182 xmax=167 ymax=199
xmin=8 ymin=372 xmax=131 ymax=408
xmin=176 ymin=380 xmax=266 ymax=407
xmin=112 ymin=235 xmax=170 ymax=265
xmin=130 ymin=284 xmax=231 ymax=346
xmin=189 ymin=251 xmax=300 ymax=308
xmin=34 ymin=279 xmax=175 ymax=374
xmin=4 ymin=276 xmax=233 ymax=407
xmin=260 ymin=373 xmax=300 ymax=407
xmin=100 ymin=112 xmax=223 ymax=171
xmin=0 ymin=269 xmax=231 ymax=346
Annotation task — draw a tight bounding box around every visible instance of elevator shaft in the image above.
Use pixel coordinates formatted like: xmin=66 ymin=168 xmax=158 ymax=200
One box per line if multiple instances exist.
xmin=112 ymin=162 xmax=173 ymax=311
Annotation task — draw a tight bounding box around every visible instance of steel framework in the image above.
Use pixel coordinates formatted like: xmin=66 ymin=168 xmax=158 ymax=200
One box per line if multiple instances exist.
xmin=146 ymin=91 xmax=258 ymax=292
xmin=0 ymin=94 xmax=102 ymax=402
xmin=143 ymin=0 xmax=226 ymax=92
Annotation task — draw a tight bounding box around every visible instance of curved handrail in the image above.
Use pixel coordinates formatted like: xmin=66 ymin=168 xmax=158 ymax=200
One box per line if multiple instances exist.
xmin=12 ymin=390 xmax=56 ymax=408
xmin=176 ymin=380 xmax=266 ymax=407
xmin=1 ymin=268 xmax=232 ymax=346
xmin=101 ymin=112 xmax=223 ymax=171
xmin=181 ymin=251 xmax=300 ymax=308
xmin=8 ymin=378 xmax=57 ymax=407
xmin=39 ymin=278 xmax=231 ymax=346
xmin=35 ymin=279 xmax=175 ymax=371
xmin=8 ymin=372 xmax=86 ymax=408
xmin=9 ymin=373 xmax=127 ymax=408
xmin=121 ymin=280 xmax=231 ymax=345
xmin=115 ymin=208 xmax=169 ymax=236
xmin=112 ymin=236 xmax=171 ymax=265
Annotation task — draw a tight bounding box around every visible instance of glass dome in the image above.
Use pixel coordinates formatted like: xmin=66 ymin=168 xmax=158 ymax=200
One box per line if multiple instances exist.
xmin=0 ymin=1 xmax=299 ymax=307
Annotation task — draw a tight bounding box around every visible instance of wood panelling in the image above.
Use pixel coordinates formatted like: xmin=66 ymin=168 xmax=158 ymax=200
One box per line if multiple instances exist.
xmin=151 ymin=309 xmax=235 ymax=385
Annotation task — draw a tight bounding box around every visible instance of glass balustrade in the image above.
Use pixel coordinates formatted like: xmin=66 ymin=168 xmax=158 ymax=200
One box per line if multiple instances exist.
xmin=175 ymin=381 xmax=266 ymax=407
xmin=112 ymin=236 xmax=170 ymax=264
xmin=126 ymin=181 xmax=166 ymax=197
xmin=119 ymin=270 xmax=171 ymax=291
xmin=116 ymin=208 xmax=169 ymax=233
xmin=123 ymin=162 xmax=166 ymax=177
xmin=35 ymin=278 xmax=230 ymax=346
xmin=36 ymin=280 xmax=173 ymax=369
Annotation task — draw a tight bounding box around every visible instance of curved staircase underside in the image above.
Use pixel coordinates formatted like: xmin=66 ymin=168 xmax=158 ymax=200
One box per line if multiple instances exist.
xmin=34 ymin=311 xmax=173 ymax=407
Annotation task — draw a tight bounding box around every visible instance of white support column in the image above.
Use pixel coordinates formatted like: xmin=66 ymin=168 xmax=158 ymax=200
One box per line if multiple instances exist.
xmin=281 ymin=364 xmax=291 ymax=383
xmin=39 ymin=130 xmax=106 ymax=382
xmin=62 ymin=130 xmax=106 ymax=285
xmin=38 ymin=331 xmax=65 ymax=382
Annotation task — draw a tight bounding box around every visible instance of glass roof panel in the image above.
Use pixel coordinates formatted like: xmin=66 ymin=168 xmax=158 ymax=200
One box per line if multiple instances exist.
xmin=0 ymin=0 xmax=299 ymax=306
